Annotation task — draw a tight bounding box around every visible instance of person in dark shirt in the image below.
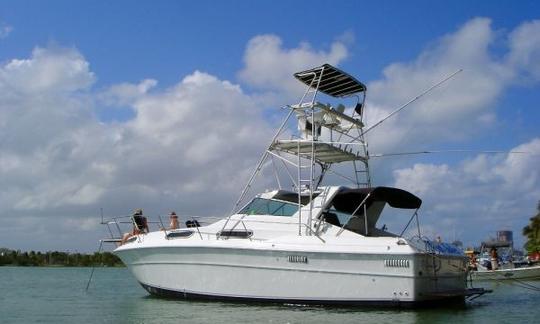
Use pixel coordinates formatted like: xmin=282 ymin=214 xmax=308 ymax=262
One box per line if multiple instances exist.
xmin=120 ymin=209 xmax=149 ymax=245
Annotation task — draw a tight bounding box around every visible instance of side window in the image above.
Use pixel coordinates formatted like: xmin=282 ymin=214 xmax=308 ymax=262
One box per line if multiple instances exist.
xmin=240 ymin=198 xmax=268 ymax=215
xmin=329 ymin=208 xmax=353 ymax=225
xmin=240 ymin=198 xmax=298 ymax=216
xmin=279 ymin=203 xmax=298 ymax=216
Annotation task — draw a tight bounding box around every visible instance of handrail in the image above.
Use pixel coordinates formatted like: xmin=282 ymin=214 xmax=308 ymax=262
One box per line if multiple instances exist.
xmin=399 ymin=209 xmax=420 ymax=237
xmin=301 ymin=223 xmax=326 ymax=243
xmin=101 ymin=213 xmax=216 ymax=242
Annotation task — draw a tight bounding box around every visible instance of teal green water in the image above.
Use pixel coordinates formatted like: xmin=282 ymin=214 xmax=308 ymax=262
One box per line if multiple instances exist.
xmin=0 ymin=266 xmax=539 ymax=323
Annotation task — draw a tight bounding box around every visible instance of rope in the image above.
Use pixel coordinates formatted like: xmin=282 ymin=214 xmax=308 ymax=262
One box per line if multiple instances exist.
xmin=85 ymin=240 xmax=103 ymax=291
xmin=506 ymin=278 xmax=540 ymax=292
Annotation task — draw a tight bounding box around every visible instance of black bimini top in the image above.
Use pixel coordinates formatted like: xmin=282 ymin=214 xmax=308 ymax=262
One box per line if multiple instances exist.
xmin=332 ymin=186 xmax=422 ymax=215
xmin=294 ymin=64 xmax=366 ymax=97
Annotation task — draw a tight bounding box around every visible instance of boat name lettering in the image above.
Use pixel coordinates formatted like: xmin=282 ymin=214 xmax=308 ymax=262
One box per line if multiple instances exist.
xmin=287 ymin=255 xmax=308 ymax=263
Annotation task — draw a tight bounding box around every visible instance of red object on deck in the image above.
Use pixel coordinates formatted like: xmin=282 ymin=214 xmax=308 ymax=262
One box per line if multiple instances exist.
xmin=528 ymin=251 xmax=540 ymax=262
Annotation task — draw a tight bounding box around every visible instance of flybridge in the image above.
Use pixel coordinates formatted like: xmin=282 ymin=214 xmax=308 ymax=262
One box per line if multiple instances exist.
xmin=223 ymin=64 xmax=462 ymax=237
xmin=226 ymin=64 xmax=372 ymax=235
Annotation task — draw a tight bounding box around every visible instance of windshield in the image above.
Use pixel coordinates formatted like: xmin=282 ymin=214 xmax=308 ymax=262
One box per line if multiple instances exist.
xmin=239 ymin=198 xmax=298 ymax=216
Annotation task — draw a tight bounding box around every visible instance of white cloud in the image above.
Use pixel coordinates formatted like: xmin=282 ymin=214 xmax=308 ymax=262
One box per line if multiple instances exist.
xmin=365 ymin=18 xmax=516 ymax=153
xmin=0 ymin=46 xmax=95 ymax=95
xmin=508 ymin=20 xmax=540 ymax=80
xmin=100 ymin=78 xmax=157 ymax=106
xmin=325 ymin=18 xmax=540 ymax=246
xmin=238 ymin=34 xmax=348 ymax=98
xmin=0 ymin=36 xmax=350 ymax=250
xmin=0 ymin=23 xmax=13 ymax=39
xmin=0 ymin=47 xmax=96 ymax=156
xmin=392 ymin=138 xmax=540 ymax=245
xmin=0 ymin=45 xmax=275 ymax=245
xmin=1 ymin=18 xmax=539 ymax=252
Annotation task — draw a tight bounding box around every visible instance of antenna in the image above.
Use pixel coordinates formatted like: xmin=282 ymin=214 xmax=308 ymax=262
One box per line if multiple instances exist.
xmin=363 ymin=69 xmax=463 ymax=136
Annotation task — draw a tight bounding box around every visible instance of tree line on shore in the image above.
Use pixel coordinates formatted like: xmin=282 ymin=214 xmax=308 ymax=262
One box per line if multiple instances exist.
xmin=0 ymin=248 xmax=124 ymax=267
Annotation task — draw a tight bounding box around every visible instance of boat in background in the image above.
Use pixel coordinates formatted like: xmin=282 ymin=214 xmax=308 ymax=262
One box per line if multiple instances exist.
xmin=471 ymin=264 xmax=540 ymax=281
xmin=468 ymin=235 xmax=540 ymax=281
xmin=101 ymin=64 xmax=489 ymax=306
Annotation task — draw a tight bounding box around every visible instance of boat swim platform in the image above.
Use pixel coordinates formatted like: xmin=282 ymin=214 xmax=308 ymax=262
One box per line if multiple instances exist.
xmin=271 ymin=140 xmax=367 ymax=163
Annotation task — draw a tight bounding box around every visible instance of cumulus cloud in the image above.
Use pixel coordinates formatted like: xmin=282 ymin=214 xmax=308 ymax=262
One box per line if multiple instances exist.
xmin=363 ymin=18 xmax=540 ymax=156
xmin=360 ymin=18 xmax=540 ymax=245
xmin=0 ymin=46 xmax=95 ymax=95
xmin=0 ymin=46 xmax=96 ymax=156
xmin=1 ymin=18 xmax=539 ymax=252
xmin=238 ymin=34 xmax=348 ymax=99
xmin=364 ymin=18 xmax=515 ymax=153
xmin=508 ymin=20 xmax=540 ymax=81
xmin=392 ymin=138 xmax=540 ymax=245
xmin=99 ymin=79 xmax=158 ymax=106
xmin=0 ymin=45 xmax=277 ymax=251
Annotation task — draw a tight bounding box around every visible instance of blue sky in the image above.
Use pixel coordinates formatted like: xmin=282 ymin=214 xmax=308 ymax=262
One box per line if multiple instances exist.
xmin=3 ymin=1 xmax=538 ymax=83
xmin=0 ymin=1 xmax=539 ymax=251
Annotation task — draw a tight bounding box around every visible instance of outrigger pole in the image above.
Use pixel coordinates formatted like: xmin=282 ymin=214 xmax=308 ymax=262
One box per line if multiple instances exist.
xmin=370 ymin=149 xmax=530 ymax=158
xmin=362 ymin=69 xmax=463 ymax=136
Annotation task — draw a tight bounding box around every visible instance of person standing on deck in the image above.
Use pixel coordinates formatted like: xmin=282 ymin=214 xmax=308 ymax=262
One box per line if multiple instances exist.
xmin=490 ymin=247 xmax=499 ymax=270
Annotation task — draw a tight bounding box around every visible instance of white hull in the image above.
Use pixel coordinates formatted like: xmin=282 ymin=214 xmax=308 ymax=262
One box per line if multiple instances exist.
xmin=115 ymin=235 xmax=468 ymax=305
xmin=471 ymin=265 xmax=540 ymax=281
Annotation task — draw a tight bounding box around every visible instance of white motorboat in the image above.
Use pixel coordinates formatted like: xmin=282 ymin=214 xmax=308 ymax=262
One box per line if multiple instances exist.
xmin=471 ymin=264 xmax=540 ymax=281
xmin=106 ymin=64 xmax=488 ymax=306
xmin=469 ymin=239 xmax=540 ymax=281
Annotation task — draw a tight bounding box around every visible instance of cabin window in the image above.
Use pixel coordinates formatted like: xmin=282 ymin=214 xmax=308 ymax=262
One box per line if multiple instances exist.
xmin=218 ymin=230 xmax=253 ymax=239
xmin=331 ymin=208 xmax=353 ymax=225
xmin=321 ymin=208 xmax=353 ymax=226
xmin=239 ymin=198 xmax=298 ymax=216
xmin=166 ymin=230 xmax=194 ymax=239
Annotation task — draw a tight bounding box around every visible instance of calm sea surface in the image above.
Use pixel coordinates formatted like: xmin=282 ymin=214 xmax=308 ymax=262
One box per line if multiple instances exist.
xmin=0 ymin=266 xmax=539 ymax=323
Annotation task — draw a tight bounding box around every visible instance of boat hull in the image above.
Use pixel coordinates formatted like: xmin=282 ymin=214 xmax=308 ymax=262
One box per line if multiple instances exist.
xmin=116 ymin=245 xmax=468 ymax=306
xmin=471 ymin=265 xmax=540 ymax=281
